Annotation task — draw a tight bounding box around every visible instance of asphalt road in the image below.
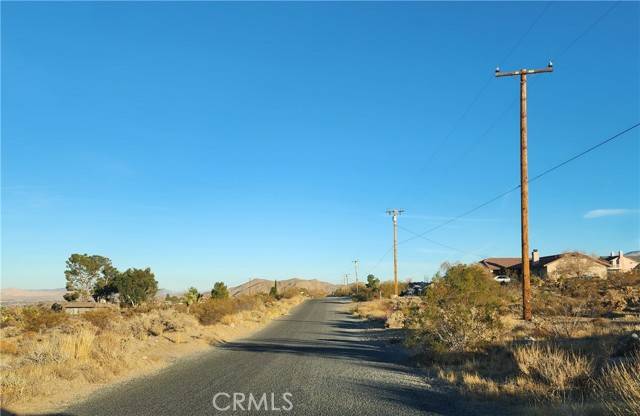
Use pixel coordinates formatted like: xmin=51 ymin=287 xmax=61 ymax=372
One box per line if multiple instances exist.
xmin=56 ymin=297 xmax=501 ymax=416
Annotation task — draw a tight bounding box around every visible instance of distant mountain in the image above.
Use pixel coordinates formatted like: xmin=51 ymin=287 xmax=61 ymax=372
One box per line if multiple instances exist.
xmin=625 ymin=251 xmax=640 ymax=261
xmin=230 ymin=278 xmax=337 ymax=297
xmin=0 ymin=288 xmax=66 ymax=305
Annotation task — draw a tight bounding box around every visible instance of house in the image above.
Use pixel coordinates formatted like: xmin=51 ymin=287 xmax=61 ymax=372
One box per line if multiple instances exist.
xmin=600 ymin=251 xmax=639 ymax=273
xmin=478 ymin=257 xmax=521 ymax=276
xmin=510 ymin=250 xmax=609 ymax=281
xmin=62 ymin=301 xmax=117 ymax=315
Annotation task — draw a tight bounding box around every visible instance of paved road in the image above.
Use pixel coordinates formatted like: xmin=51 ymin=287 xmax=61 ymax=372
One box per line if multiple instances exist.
xmin=60 ymin=298 xmax=499 ymax=416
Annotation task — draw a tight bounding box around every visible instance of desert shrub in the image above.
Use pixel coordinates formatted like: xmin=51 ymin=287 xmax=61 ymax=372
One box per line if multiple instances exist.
xmin=595 ymin=351 xmax=640 ymax=415
xmin=407 ymin=264 xmax=505 ymax=354
xmin=183 ymin=287 xmax=202 ymax=307
xmin=380 ymin=281 xmax=408 ymax=298
xmin=514 ymin=344 xmax=592 ymax=401
xmin=1 ymin=370 xmax=29 ymax=404
xmin=331 ymin=286 xmax=353 ymax=297
xmin=191 ymin=298 xmax=236 ymax=325
xmin=351 ymin=291 xmax=371 ymax=302
xmin=280 ymin=287 xmax=300 ymax=299
xmin=609 ymin=269 xmax=640 ymax=289
xmin=20 ymin=306 xmax=69 ymax=332
xmin=0 ymin=307 xmax=20 ymax=328
xmin=82 ymin=308 xmax=118 ymax=330
xmin=22 ymin=328 xmax=95 ymax=364
xmin=234 ymin=294 xmax=264 ymax=312
xmin=0 ymin=339 xmax=19 ymax=355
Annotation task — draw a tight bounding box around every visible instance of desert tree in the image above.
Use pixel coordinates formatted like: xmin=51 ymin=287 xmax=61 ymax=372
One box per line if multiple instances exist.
xmin=114 ymin=267 xmax=158 ymax=307
xmin=211 ymin=282 xmax=229 ymax=299
xmin=365 ymin=274 xmax=380 ymax=291
xmin=184 ymin=287 xmax=202 ymax=306
xmin=64 ymin=254 xmax=116 ymax=301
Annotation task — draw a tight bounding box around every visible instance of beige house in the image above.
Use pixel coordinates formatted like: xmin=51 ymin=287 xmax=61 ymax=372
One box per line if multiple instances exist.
xmin=600 ymin=251 xmax=639 ymax=273
xmin=481 ymin=250 xmax=611 ymax=281
xmin=511 ymin=250 xmax=609 ymax=281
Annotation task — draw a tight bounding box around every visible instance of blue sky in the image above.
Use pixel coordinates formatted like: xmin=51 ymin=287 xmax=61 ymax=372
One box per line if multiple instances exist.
xmin=2 ymin=2 xmax=638 ymax=291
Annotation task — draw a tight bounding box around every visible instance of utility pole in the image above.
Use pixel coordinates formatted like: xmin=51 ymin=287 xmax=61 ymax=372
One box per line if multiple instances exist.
xmin=353 ymin=260 xmax=359 ymax=294
xmin=386 ymin=209 xmax=404 ymax=297
xmin=495 ymin=62 xmax=553 ymax=321
xmin=344 ymin=273 xmax=349 ymax=293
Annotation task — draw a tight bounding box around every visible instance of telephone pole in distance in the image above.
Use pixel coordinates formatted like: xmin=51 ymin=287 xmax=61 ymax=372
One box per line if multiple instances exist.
xmin=386 ymin=209 xmax=404 ymax=297
xmin=495 ymin=61 xmax=553 ymax=321
xmin=353 ymin=260 xmax=359 ymax=295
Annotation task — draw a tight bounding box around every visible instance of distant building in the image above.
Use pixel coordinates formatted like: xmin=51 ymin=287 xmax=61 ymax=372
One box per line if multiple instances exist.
xmin=506 ymin=250 xmax=609 ymax=281
xmin=600 ymin=251 xmax=639 ymax=274
xmin=480 ymin=250 xmax=610 ymax=281
xmin=478 ymin=257 xmax=521 ymax=276
xmin=62 ymin=302 xmax=117 ymax=315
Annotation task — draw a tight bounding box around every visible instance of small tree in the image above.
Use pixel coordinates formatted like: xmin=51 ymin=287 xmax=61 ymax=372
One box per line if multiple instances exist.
xmin=64 ymin=254 xmax=115 ymax=301
xmin=366 ymin=274 xmax=380 ymax=291
xmin=211 ymin=282 xmax=229 ymax=299
xmin=184 ymin=287 xmax=202 ymax=306
xmin=114 ymin=267 xmax=158 ymax=307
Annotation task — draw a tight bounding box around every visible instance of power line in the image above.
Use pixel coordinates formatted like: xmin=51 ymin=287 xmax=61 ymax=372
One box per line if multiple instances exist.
xmin=397 ymin=224 xmax=486 ymax=260
xmin=401 ymin=122 xmax=640 ymax=244
xmin=554 ymin=1 xmax=620 ymax=58
xmin=416 ymin=1 xmax=620 ymax=188
xmin=419 ymin=2 xmax=553 ymax=168
xmin=364 ymin=246 xmax=393 ymax=276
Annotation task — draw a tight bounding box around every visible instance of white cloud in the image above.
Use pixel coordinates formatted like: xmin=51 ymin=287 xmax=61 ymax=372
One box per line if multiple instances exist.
xmin=583 ymin=209 xmax=638 ymax=219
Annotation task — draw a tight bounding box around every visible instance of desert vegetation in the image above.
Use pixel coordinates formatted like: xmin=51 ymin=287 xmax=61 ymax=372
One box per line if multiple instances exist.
xmin=0 ymin=293 xmax=304 ymax=412
xmin=353 ymin=264 xmax=640 ymax=415
xmin=332 ymin=274 xmax=408 ymax=301
xmin=0 ymin=254 xmax=306 ymax=412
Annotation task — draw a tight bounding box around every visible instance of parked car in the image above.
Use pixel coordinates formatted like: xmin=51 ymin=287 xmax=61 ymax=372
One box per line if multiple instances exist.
xmin=401 ymin=282 xmax=430 ymax=296
xmin=494 ymin=275 xmax=511 ymax=284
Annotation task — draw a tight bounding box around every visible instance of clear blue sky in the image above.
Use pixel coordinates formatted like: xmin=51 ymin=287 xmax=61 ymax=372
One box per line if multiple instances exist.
xmin=2 ymin=2 xmax=638 ymax=291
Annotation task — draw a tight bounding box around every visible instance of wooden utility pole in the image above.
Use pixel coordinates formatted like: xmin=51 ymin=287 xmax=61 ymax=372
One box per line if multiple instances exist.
xmin=344 ymin=274 xmax=349 ymax=293
xmin=353 ymin=260 xmax=359 ymax=295
xmin=386 ymin=209 xmax=404 ymax=297
xmin=496 ymin=62 xmax=553 ymax=321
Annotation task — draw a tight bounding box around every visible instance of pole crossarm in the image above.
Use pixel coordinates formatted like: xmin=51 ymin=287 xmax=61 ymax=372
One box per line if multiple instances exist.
xmin=495 ymin=62 xmax=553 ymax=78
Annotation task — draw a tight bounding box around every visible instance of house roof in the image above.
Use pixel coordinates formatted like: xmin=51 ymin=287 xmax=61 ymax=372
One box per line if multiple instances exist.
xmin=601 ymin=254 xmax=639 ymax=263
xmin=479 ymin=258 xmax=521 ymax=271
xmin=510 ymin=252 xmax=610 ymax=270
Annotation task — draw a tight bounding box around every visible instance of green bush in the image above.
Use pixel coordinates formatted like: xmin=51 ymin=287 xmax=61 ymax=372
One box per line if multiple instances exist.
xmin=211 ymin=282 xmax=229 ymax=299
xmin=407 ymin=263 xmax=505 ymax=354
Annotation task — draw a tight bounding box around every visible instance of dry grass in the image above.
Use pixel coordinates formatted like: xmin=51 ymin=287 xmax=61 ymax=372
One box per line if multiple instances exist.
xmin=513 ymin=344 xmax=592 ymax=400
xmin=351 ymin=299 xmax=391 ymax=321
xmin=596 ymin=351 xmax=640 ymax=416
xmin=0 ymin=295 xmax=305 ymax=411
